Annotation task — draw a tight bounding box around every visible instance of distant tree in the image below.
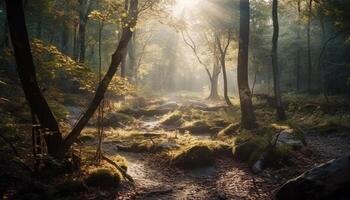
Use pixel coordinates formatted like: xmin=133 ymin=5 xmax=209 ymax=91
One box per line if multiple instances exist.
xmin=237 ymin=0 xmax=257 ymax=129
xmin=307 ymin=0 xmax=313 ymax=92
xmin=216 ymin=31 xmax=234 ymax=106
xmin=271 ymin=0 xmax=286 ymax=120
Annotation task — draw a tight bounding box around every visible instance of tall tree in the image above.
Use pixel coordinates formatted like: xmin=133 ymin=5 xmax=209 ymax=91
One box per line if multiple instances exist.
xmin=307 ymin=0 xmax=313 ymax=92
xmin=77 ymin=0 xmax=92 ymax=63
xmin=296 ymin=0 xmax=302 ymax=91
xmin=5 ymin=0 xmax=139 ymax=158
xmin=5 ymin=0 xmax=63 ymax=154
xmin=272 ymin=0 xmax=286 ymax=120
xmin=216 ymin=31 xmax=234 ymax=106
xmin=237 ymin=0 xmax=257 ymax=129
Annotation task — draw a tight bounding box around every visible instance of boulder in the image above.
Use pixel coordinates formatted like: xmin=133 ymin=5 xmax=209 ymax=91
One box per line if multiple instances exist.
xmin=275 ymin=155 xmax=350 ymax=200
xmin=171 ymin=145 xmax=215 ymax=168
xmin=180 ymin=120 xmax=213 ymax=134
xmin=274 ymin=129 xmax=305 ymax=150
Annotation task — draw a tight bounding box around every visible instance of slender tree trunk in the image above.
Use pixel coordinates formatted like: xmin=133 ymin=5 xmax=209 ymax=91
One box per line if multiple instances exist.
xmin=307 ymin=0 xmax=313 ymax=92
xmin=208 ymin=61 xmax=220 ymax=100
xmin=237 ymin=0 xmax=257 ymax=129
xmin=272 ymin=0 xmax=286 ymax=120
xmin=5 ymin=0 xmax=63 ymax=155
xmin=77 ymin=0 xmax=91 ymax=63
xmin=221 ymin=56 xmax=233 ymax=106
xmin=58 ymin=0 xmax=139 ymax=156
xmin=296 ymin=0 xmax=301 ymax=91
xmin=127 ymin=34 xmax=136 ymax=81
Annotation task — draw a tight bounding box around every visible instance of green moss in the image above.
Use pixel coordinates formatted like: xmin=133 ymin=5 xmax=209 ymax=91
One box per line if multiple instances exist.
xmin=85 ymin=168 xmax=121 ymax=189
xmin=160 ymin=110 xmax=183 ymax=126
xmin=171 ymin=145 xmax=214 ymax=168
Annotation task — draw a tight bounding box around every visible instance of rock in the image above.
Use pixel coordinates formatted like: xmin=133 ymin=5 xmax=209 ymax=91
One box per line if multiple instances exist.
xmin=252 ymin=155 xmax=265 ymax=174
xmin=180 ymin=120 xmax=213 ymax=134
xmin=274 ymin=129 xmax=305 ymax=150
xmin=217 ymin=123 xmax=240 ymax=138
xmin=171 ymin=145 xmax=215 ymax=168
xmin=232 ymin=141 xmax=259 ymax=162
xmin=275 ymin=155 xmax=350 ymax=200
xmin=160 ymin=110 xmax=183 ymax=126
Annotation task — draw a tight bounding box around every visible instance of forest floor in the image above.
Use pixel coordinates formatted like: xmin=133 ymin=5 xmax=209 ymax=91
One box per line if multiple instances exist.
xmin=75 ymin=95 xmax=350 ymax=200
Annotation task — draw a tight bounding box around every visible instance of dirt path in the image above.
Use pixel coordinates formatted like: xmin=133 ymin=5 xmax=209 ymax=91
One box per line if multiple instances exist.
xmin=305 ymin=131 xmax=350 ymax=160
xmin=96 ymin=109 xmax=275 ymax=200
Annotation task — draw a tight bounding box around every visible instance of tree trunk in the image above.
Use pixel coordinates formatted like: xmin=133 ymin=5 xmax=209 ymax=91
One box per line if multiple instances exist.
xmin=208 ymin=61 xmax=220 ymax=100
xmin=58 ymin=0 xmax=139 ymax=156
xmin=296 ymin=0 xmax=301 ymax=91
xmin=307 ymin=0 xmax=313 ymax=92
xmin=5 ymin=0 xmax=63 ymax=155
xmin=127 ymin=34 xmax=136 ymax=81
xmin=77 ymin=0 xmax=91 ymax=63
xmin=272 ymin=0 xmax=286 ymax=120
xmin=237 ymin=0 xmax=257 ymax=129
xmin=221 ymin=56 xmax=233 ymax=107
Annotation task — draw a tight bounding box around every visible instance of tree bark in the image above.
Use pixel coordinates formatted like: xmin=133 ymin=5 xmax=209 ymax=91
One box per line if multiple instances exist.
xmin=307 ymin=0 xmax=313 ymax=92
xmin=296 ymin=0 xmax=301 ymax=91
xmin=237 ymin=0 xmax=257 ymax=129
xmin=208 ymin=60 xmax=220 ymax=100
xmin=272 ymin=0 xmax=286 ymax=120
xmin=77 ymin=0 xmax=91 ymax=63
xmin=5 ymin=0 xmax=63 ymax=155
xmin=58 ymin=0 xmax=139 ymax=156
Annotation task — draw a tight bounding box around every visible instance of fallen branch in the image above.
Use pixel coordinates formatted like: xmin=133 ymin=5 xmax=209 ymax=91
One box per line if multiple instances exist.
xmin=102 ymin=154 xmax=134 ymax=183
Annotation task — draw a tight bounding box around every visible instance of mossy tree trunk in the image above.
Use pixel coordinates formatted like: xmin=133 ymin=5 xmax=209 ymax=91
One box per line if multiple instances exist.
xmin=272 ymin=0 xmax=286 ymax=120
xmin=237 ymin=0 xmax=257 ymax=129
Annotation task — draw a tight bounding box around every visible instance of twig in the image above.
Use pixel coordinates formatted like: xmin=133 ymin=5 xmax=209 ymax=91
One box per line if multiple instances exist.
xmin=102 ymin=154 xmax=134 ymax=183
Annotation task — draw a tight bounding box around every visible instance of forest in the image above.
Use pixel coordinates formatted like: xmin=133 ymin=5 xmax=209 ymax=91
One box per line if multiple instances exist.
xmin=0 ymin=0 xmax=350 ymax=199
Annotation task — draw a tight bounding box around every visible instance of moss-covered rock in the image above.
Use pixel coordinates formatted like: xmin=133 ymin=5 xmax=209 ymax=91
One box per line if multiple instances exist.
xmin=217 ymin=123 xmax=240 ymax=138
xmin=171 ymin=145 xmax=214 ymax=168
xmin=180 ymin=120 xmax=213 ymax=134
xmin=85 ymin=168 xmax=121 ymax=189
xmin=160 ymin=110 xmax=183 ymax=126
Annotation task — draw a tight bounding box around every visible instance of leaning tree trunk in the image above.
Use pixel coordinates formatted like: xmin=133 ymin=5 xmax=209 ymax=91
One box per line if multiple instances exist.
xmin=272 ymin=0 xmax=286 ymax=120
xmin=237 ymin=0 xmax=257 ymax=129
xmin=58 ymin=0 xmax=139 ymax=156
xmin=5 ymin=0 xmax=63 ymax=154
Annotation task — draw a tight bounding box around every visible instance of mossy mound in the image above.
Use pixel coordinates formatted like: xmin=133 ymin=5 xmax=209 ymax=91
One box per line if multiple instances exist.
xmin=160 ymin=110 xmax=183 ymax=126
xmin=78 ymin=133 xmax=95 ymax=142
xmin=180 ymin=120 xmax=213 ymax=134
xmin=233 ymin=141 xmax=259 ymax=162
xmin=217 ymin=123 xmax=240 ymax=138
xmin=103 ymin=112 xmax=134 ymax=127
xmin=171 ymin=145 xmax=215 ymax=168
xmin=85 ymin=168 xmax=121 ymax=189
